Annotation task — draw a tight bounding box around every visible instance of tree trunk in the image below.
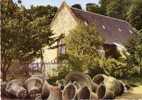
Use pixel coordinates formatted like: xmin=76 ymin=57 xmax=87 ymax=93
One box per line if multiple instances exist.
xmin=1 ymin=64 xmax=11 ymax=81
xmin=40 ymin=49 xmax=47 ymax=78
xmin=2 ymin=72 xmax=7 ymax=81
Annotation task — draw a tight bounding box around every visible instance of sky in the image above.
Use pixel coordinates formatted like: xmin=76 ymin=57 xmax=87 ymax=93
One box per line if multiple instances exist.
xmin=13 ymin=0 xmax=99 ymax=9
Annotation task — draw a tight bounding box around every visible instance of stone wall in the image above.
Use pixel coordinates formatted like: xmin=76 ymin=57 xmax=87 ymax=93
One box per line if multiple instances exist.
xmin=42 ymin=4 xmax=78 ymax=76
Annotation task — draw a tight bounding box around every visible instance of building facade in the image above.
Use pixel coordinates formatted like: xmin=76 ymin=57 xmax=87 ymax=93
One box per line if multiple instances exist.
xmin=34 ymin=2 xmax=135 ymax=76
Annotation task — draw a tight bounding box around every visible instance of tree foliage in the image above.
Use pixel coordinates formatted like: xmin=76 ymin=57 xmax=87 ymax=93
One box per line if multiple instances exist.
xmin=86 ymin=0 xmax=110 ymax=15
xmin=28 ymin=5 xmax=57 ymax=23
xmin=1 ymin=0 xmax=57 ymax=80
xmin=127 ymin=0 xmax=142 ymax=30
xmin=126 ymin=30 xmax=142 ymax=75
xmin=86 ymin=0 xmax=131 ymax=20
xmin=64 ymin=24 xmax=104 ymax=71
xmin=98 ymin=0 xmax=110 ymax=15
xmin=86 ymin=3 xmax=101 ymax=14
xmin=1 ymin=0 xmax=19 ymax=80
xmin=106 ymin=0 xmax=131 ymax=19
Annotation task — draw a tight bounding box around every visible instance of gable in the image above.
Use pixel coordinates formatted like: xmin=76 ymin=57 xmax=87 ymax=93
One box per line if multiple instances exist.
xmin=51 ymin=3 xmax=78 ymax=36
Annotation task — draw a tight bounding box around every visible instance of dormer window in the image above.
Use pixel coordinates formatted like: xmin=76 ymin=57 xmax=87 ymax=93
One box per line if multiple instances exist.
xmin=129 ymin=30 xmax=133 ymax=34
xmin=84 ymin=21 xmax=88 ymax=26
xmin=118 ymin=28 xmax=122 ymax=32
xmin=58 ymin=39 xmax=65 ymax=55
xmin=102 ymin=25 xmax=106 ymax=30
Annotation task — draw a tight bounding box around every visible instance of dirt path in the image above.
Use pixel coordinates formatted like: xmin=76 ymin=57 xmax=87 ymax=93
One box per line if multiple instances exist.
xmin=117 ymin=85 xmax=142 ymax=99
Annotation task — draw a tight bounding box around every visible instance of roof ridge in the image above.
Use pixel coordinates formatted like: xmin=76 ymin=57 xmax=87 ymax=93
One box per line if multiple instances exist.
xmin=71 ymin=7 xmax=129 ymax=24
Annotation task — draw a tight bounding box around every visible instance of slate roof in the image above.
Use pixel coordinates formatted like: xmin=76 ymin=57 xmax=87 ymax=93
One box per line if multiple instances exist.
xmin=71 ymin=7 xmax=135 ymax=44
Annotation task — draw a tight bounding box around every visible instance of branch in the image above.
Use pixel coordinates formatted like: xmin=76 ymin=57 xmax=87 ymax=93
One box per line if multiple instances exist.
xmin=49 ymin=34 xmax=65 ymax=46
xmin=49 ymin=44 xmax=65 ymax=49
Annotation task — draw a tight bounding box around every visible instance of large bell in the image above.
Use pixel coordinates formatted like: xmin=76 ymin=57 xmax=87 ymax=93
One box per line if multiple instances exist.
xmin=6 ymin=79 xmax=27 ymax=98
xmin=77 ymin=86 xmax=98 ymax=100
xmin=94 ymin=74 xmax=125 ymax=99
xmin=65 ymin=71 xmax=97 ymax=91
xmin=62 ymin=82 xmax=77 ymax=100
xmin=42 ymin=80 xmax=62 ymax=100
xmin=24 ymin=75 xmax=43 ymax=98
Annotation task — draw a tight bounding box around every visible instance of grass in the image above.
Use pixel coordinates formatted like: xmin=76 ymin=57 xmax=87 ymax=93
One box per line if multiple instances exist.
xmin=122 ymin=76 xmax=142 ymax=86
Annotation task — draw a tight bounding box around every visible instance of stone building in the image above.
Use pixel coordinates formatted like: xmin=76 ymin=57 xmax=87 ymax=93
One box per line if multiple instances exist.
xmin=34 ymin=2 xmax=135 ymax=76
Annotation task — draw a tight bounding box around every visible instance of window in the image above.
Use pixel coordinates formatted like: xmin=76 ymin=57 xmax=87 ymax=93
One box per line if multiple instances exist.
xmin=58 ymin=39 xmax=65 ymax=54
xmin=59 ymin=45 xmax=65 ymax=54
xmin=118 ymin=28 xmax=122 ymax=32
xmin=84 ymin=21 xmax=88 ymax=26
xmin=102 ymin=25 xmax=106 ymax=30
xmin=129 ymin=30 xmax=133 ymax=34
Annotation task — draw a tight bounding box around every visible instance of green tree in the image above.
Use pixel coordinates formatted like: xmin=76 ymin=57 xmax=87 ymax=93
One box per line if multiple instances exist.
xmin=98 ymin=0 xmax=110 ymax=15
xmin=1 ymin=0 xmax=19 ymax=81
xmin=86 ymin=3 xmax=101 ymax=14
xmin=28 ymin=5 xmax=57 ymax=24
xmin=65 ymin=24 xmax=104 ymax=71
xmin=86 ymin=0 xmax=110 ymax=15
xmin=106 ymin=0 xmax=131 ymax=19
xmin=126 ymin=30 xmax=142 ymax=75
xmin=1 ymin=1 xmax=56 ymax=80
xmin=127 ymin=0 xmax=142 ymax=30
xmin=86 ymin=0 xmax=131 ymax=20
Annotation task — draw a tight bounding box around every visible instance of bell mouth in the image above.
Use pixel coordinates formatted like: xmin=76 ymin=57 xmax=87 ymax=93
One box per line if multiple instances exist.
xmin=93 ymin=74 xmax=105 ymax=85
xmin=78 ymin=86 xmax=91 ymax=99
xmin=18 ymin=89 xmax=27 ymax=98
xmin=97 ymin=84 xmax=106 ymax=99
xmin=63 ymin=84 xmax=76 ymax=99
xmin=29 ymin=89 xmax=40 ymax=98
